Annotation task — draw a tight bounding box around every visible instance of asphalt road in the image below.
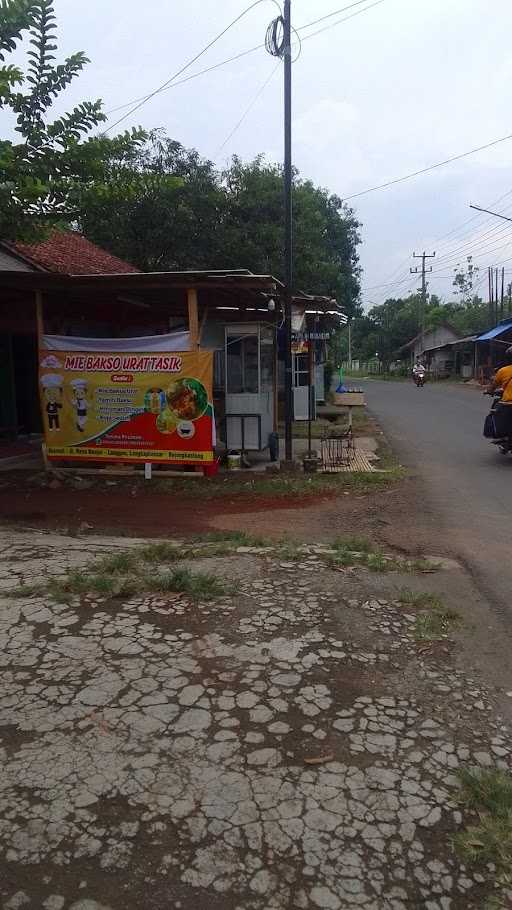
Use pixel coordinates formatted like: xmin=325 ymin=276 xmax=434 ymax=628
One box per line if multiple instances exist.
xmin=361 ymin=379 xmax=512 ymax=618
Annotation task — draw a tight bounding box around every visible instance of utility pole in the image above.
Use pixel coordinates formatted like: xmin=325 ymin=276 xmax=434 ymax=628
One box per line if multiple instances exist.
xmin=347 ymin=319 xmax=352 ymax=371
xmin=410 ymin=251 xmax=435 ymax=350
xmin=283 ymin=0 xmax=293 ymax=463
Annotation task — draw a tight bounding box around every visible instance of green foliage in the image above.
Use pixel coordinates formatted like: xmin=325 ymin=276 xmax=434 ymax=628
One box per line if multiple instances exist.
xmin=77 ymin=134 xmax=362 ymax=310
xmin=0 ymin=0 xmax=145 ymax=240
xmin=454 ymin=768 xmax=512 ymax=896
xmin=0 ymin=1 xmax=35 ymax=97
xmin=352 ymin=287 xmax=491 ymax=364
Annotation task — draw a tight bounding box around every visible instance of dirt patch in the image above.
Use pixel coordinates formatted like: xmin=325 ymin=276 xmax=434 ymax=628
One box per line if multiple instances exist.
xmin=0 ymin=474 xmax=407 ymax=542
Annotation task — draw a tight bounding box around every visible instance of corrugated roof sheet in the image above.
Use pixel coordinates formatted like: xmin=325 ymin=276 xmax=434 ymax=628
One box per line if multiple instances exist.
xmin=476 ymin=318 xmax=512 ymax=342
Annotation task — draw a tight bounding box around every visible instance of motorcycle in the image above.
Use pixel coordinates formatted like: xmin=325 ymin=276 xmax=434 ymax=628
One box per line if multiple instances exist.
xmin=484 ymin=388 xmax=512 ymax=455
xmin=413 ymin=372 xmax=426 ymax=388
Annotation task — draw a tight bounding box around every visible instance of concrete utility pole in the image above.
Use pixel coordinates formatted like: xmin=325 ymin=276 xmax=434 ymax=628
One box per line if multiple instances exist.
xmin=283 ymin=0 xmax=293 ymax=463
xmin=410 ymin=251 xmax=435 ymax=349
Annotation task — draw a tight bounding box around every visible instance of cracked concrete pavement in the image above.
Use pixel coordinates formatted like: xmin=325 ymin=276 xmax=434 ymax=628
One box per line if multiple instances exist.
xmin=0 ymin=529 xmax=511 ymax=910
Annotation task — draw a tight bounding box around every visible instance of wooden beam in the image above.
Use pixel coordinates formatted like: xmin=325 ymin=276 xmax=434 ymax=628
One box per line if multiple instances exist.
xmin=187 ymin=288 xmax=199 ymax=348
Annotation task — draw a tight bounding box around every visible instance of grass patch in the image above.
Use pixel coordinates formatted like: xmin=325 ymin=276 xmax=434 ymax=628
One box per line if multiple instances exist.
xmin=334 ymin=535 xmax=374 ymax=554
xmin=414 ymin=609 xmax=459 ymax=641
xmin=93 ymin=551 xmax=141 ymax=574
xmin=8 ymin=582 xmax=45 ymax=598
xmin=329 ymin=538 xmax=436 ymax=574
xmin=148 ymin=567 xmax=228 ymax=599
xmin=401 ymin=590 xmax=460 ymax=641
xmin=151 ymin=467 xmax=405 ymax=500
xmin=48 ymin=569 xmax=143 ymax=601
xmin=454 ymin=768 xmax=512 ymax=897
xmin=193 ymin=530 xmax=273 ymax=548
xmin=47 ymin=564 xmax=228 ymax=602
xmin=398 ymin=589 xmax=444 ymax=609
xmin=138 ymin=541 xmax=182 ymax=563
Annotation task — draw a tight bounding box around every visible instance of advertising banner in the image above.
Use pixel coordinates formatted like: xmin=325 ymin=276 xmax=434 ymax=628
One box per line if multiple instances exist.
xmin=38 ymin=344 xmax=214 ymax=464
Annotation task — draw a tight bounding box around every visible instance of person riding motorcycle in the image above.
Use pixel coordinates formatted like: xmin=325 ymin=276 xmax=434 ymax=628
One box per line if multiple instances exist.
xmin=487 ymin=345 xmax=512 ymax=438
xmin=412 ymin=360 xmax=426 ymax=384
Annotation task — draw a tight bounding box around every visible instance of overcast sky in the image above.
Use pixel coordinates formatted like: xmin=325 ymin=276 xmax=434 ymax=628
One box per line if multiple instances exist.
xmin=11 ymin=0 xmax=512 ymax=306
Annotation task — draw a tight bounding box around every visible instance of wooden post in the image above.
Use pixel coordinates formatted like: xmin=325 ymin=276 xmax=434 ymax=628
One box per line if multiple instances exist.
xmin=35 ymin=290 xmax=49 ymax=470
xmin=35 ymin=289 xmax=44 ymax=341
xmin=187 ymin=288 xmax=199 ymax=349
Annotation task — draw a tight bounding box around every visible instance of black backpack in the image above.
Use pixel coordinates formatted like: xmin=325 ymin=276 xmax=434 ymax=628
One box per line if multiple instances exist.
xmin=483 ymin=412 xmax=497 ymax=438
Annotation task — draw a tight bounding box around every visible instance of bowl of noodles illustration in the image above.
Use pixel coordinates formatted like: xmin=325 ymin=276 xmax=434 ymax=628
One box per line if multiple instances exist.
xmin=156 ymin=378 xmax=208 ymax=434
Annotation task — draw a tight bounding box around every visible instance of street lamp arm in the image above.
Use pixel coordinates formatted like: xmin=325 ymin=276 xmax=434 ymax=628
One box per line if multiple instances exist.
xmin=469 ymin=203 xmax=512 ymax=223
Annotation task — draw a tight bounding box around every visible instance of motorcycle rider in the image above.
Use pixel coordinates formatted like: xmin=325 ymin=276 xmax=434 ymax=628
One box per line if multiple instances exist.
xmin=487 ymin=345 xmax=512 ymax=438
xmin=412 ymin=359 xmax=426 ymax=384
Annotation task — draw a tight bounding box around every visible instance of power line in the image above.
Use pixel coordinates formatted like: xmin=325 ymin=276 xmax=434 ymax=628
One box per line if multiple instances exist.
xmin=214 ymin=0 xmax=385 ymax=156
xmin=103 ymin=0 xmax=282 ymax=133
xmin=300 ymin=0 xmax=386 ymax=42
xmin=432 ymin=221 xmax=512 ymax=267
xmin=104 ymin=43 xmax=266 ymax=116
xmin=368 ymin=191 xmax=512 ymax=298
xmin=300 ymin=0 xmax=377 ymax=31
xmin=343 ymin=131 xmax=512 ymax=201
xmin=103 ymin=0 xmax=385 ymax=123
xmin=215 ymin=62 xmax=280 ymax=155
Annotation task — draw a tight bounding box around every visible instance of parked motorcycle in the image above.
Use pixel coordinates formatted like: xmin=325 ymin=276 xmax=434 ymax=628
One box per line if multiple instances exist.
xmin=484 ymin=389 xmax=512 ymax=455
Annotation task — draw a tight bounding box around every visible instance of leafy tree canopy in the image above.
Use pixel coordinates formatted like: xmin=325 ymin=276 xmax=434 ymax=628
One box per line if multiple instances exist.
xmin=77 ymin=134 xmax=363 ymax=313
xmin=0 ymin=0 xmax=144 ymax=240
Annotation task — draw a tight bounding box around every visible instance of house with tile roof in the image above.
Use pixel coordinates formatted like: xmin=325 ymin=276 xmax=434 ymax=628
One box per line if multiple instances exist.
xmin=0 ymin=229 xmax=139 ymax=275
xmin=0 ymin=230 xmax=345 ymax=466
xmin=0 ymin=230 xmax=139 ymax=438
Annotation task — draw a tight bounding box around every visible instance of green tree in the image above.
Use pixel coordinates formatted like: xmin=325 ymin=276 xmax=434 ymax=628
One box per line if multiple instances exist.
xmin=452 ymin=255 xmax=479 ymax=305
xmin=77 ymin=142 xmax=362 ymax=309
xmin=77 ymin=131 xmax=223 ymax=271
xmin=222 ymin=156 xmax=362 ymax=315
xmin=0 ymin=0 xmax=143 ymax=240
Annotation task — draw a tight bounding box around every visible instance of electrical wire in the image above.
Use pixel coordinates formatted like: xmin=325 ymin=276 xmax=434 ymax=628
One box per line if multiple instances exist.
xmin=215 ymin=62 xmax=281 ymax=155
xmin=265 ymin=15 xmax=285 ymax=56
xmin=103 ymin=0 xmax=282 ymax=133
xmin=370 ymin=189 xmax=512 ymax=299
xmin=300 ymin=0 xmax=386 ymax=43
xmin=343 ymin=131 xmax=512 ymax=201
xmin=300 ymin=0 xmax=379 ymax=31
xmin=104 ymin=0 xmax=384 ymax=121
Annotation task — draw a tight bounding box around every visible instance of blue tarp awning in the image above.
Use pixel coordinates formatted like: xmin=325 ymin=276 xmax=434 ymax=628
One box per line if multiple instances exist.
xmin=476 ymin=319 xmax=512 ymax=342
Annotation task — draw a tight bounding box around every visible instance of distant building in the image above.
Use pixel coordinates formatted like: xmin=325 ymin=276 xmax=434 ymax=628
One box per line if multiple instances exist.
xmin=398 ymin=324 xmax=460 ymax=376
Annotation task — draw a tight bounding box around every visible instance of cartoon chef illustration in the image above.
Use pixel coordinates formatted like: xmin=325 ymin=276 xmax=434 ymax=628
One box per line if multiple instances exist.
xmin=70 ymin=378 xmax=89 ymax=433
xmin=40 ymin=373 xmax=64 ymax=431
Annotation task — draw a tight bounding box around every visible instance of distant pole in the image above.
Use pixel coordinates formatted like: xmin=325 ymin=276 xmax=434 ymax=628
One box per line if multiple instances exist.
xmin=410 ymin=251 xmax=435 ymax=351
xmin=501 ymin=267 xmax=505 ymax=320
xmin=283 ymin=0 xmax=293 ymax=462
xmin=495 ymin=268 xmax=499 ymax=323
xmin=348 ymin=319 xmax=352 ymax=371
xmin=488 ymin=266 xmax=493 ymax=323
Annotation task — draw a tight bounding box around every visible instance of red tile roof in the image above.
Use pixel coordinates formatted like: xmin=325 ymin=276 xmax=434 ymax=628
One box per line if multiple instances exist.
xmin=8 ymin=229 xmax=139 ymax=275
